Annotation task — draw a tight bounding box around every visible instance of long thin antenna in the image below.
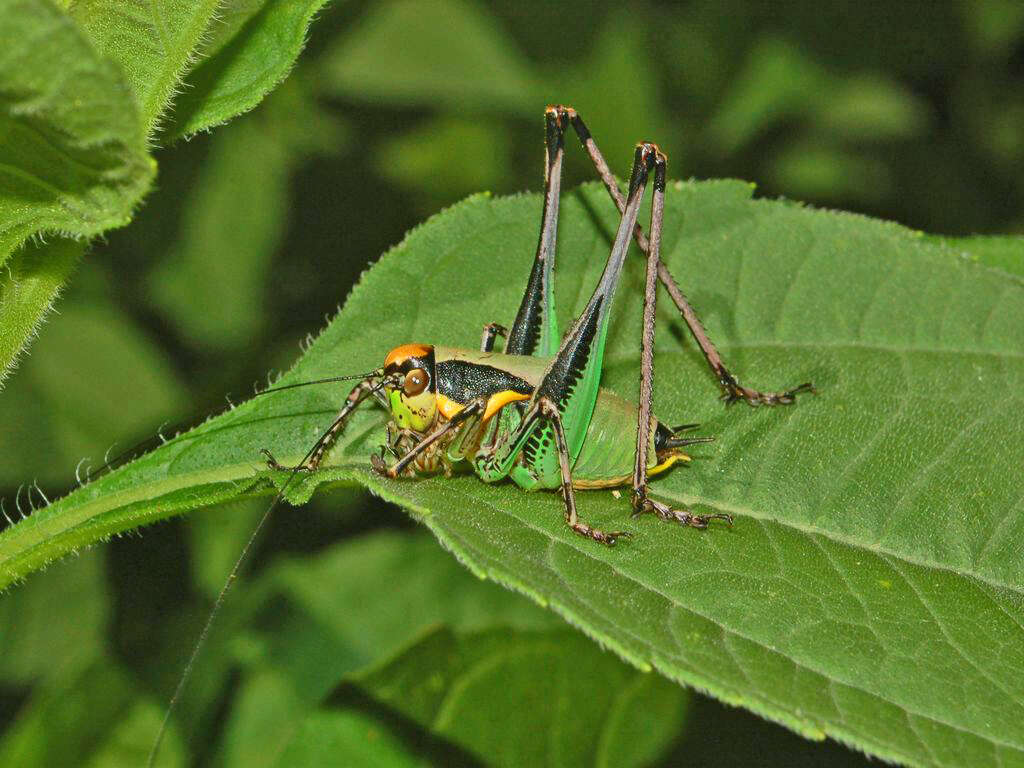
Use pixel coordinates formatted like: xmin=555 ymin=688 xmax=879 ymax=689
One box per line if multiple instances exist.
xmin=252 ymin=371 xmax=377 ymax=397
xmin=146 ymin=378 xmax=383 ymax=767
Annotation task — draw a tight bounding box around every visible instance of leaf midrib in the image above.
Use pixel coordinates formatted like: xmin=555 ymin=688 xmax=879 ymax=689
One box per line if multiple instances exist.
xmin=5 ymin=397 xmax=1016 ymax=600
xmin=0 ymin=461 xmax=257 ymax=562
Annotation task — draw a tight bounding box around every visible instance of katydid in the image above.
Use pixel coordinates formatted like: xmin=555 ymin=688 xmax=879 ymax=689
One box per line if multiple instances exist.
xmin=263 ymin=105 xmax=812 ymax=543
xmin=148 ymin=105 xmax=811 ymax=763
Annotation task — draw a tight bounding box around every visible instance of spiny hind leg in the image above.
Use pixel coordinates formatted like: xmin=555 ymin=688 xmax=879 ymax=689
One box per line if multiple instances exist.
xmin=628 ymin=154 xmax=732 ymax=531
xmin=631 ymin=492 xmax=733 ymax=529
xmin=506 ymin=107 xmax=569 ymax=357
xmin=531 ymin=143 xmax=659 ymax=463
xmin=548 ymin=104 xmax=813 ymax=406
xmin=635 ymin=426 xmax=731 ymax=529
xmin=718 ymin=376 xmax=814 ymax=406
xmin=632 ymin=441 xmax=733 ymax=531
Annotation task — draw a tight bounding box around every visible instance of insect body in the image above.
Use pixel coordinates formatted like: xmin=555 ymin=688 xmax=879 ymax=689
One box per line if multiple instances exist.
xmin=262 ymin=106 xmax=812 ymax=544
xmin=381 ymin=345 xmax=691 ymax=510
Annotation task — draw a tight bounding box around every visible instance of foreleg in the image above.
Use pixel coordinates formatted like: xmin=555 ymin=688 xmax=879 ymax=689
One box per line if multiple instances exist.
xmin=370 ymin=398 xmax=486 ymax=478
xmin=262 ymin=376 xmax=381 ymax=473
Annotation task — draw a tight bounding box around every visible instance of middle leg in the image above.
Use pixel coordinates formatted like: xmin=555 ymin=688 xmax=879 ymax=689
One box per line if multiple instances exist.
xmin=540 ymin=398 xmax=628 ymax=545
xmin=479 ymin=322 xmax=507 ymax=353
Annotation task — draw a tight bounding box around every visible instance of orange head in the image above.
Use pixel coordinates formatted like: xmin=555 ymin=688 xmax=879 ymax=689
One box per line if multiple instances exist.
xmin=381 ymin=344 xmax=437 ymax=432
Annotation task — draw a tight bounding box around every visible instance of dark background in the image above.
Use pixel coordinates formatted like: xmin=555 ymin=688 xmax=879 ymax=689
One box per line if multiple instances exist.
xmin=1 ymin=1 xmax=1021 ymax=764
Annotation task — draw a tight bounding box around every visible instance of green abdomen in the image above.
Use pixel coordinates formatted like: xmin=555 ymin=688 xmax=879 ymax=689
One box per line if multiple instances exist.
xmin=570 ymin=389 xmax=659 ymax=488
xmin=509 ymin=388 xmax=660 ymax=491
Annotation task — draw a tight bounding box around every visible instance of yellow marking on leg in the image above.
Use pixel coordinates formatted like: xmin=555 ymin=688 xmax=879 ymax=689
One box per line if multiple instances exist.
xmin=570 ymin=451 xmax=690 ymax=490
xmin=436 ymin=390 xmax=530 ymax=422
xmin=435 ymin=393 xmax=463 ymax=420
xmin=483 ymin=390 xmax=530 ymax=420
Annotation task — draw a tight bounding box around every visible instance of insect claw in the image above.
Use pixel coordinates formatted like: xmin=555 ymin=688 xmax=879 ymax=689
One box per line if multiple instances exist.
xmin=687 ymin=511 xmax=734 ymax=529
xmin=370 ymin=453 xmax=390 ymax=476
xmin=720 ymin=375 xmax=816 ymax=407
xmin=633 ymin=494 xmax=733 ymax=530
xmin=784 ymin=382 xmax=817 ymax=401
xmin=261 ymin=449 xmax=286 ymax=472
xmin=607 ymin=530 xmax=631 ymax=546
xmin=594 ymin=529 xmax=630 ymax=546
xmin=260 ymin=448 xmax=312 ymax=473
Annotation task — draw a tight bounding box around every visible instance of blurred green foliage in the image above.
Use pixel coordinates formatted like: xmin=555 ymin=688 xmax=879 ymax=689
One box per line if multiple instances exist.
xmin=0 ymin=0 xmax=1021 ymax=766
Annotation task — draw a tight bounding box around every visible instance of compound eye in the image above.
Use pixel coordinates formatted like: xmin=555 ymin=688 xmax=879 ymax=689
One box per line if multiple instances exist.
xmin=403 ymin=368 xmax=428 ymax=397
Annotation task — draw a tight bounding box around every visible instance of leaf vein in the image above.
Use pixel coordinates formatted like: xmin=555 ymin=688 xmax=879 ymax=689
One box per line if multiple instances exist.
xmin=436 ymin=482 xmax=1024 ymax=755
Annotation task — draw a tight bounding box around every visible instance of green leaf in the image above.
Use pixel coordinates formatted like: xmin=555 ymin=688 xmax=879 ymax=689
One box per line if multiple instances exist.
xmin=375 ymin=116 xmax=512 ymax=213
xmin=767 ymin=142 xmax=893 ymax=204
xmin=168 ymin=0 xmax=331 ymax=138
xmin=811 ymin=75 xmax=930 ymax=142
xmin=0 ymin=239 xmax=81 ymax=386
xmin=704 ymin=39 xmax=929 ymax=162
xmin=1 ymin=0 xmax=328 ymax=377
xmin=0 ymin=0 xmax=154 ymax=265
xmin=277 ymin=710 xmax=422 ymax=768
xmin=925 ymin=234 xmax=1024 ymax=279
xmin=187 ymin=498 xmax=267 ymax=599
xmin=148 ymin=76 xmax=348 ymax=352
xmin=66 ymin=0 xmax=221 ymax=134
xmin=279 ymin=626 xmax=689 ymax=767
xmin=318 ymin=0 xmax=539 ymax=114
xmin=3 ymin=180 xmax=1023 ymax=766
xmin=706 ymin=37 xmax=830 ymax=156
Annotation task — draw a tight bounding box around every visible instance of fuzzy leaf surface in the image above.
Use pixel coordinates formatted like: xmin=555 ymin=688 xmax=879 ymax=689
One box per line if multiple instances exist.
xmin=1 ymin=181 xmax=1021 ymax=767
xmin=66 ymin=0 xmax=221 ymax=134
xmin=0 ymin=240 xmax=82 ymax=385
xmin=168 ymin=0 xmax=331 ymax=138
xmin=0 ymin=0 xmax=153 ymax=266
xmin=0 ymin=0 xmax=155 ymax=378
